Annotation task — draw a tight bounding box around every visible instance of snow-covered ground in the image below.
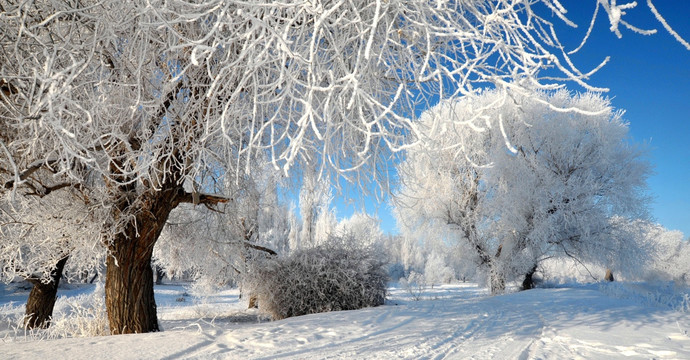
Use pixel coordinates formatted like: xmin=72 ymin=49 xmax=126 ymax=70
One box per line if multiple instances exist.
xmin=1 ymin=281 xmax=690 ymax=359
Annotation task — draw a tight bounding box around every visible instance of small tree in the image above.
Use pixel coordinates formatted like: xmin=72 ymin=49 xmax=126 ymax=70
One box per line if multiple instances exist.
xmin=424 ymin=252 xmax=455 ymax=287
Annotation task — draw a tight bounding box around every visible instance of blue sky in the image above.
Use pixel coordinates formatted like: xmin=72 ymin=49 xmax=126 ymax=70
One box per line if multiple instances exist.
xmin=333 ymin=2 xmax=690 ymax=237
xmin=558 ymin=1 xmax=690 ymax=237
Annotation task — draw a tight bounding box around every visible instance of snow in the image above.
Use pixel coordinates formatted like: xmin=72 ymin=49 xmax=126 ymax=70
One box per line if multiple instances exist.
xmin=1 ymin=282 xmax=690 ymax=359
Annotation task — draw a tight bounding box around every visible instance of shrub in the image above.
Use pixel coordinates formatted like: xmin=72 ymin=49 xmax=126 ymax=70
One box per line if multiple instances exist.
xmin=248 ymin=236 xmax=388 ymax=320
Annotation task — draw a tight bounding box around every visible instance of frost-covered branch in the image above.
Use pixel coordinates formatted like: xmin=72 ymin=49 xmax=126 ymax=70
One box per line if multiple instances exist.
xmin=2 ymin=0 xmax=682 ymax=192
xmin=176 ymin=192 xmax=231 ymax=207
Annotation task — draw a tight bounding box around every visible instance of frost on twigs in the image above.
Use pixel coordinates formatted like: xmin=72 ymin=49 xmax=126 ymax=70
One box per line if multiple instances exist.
xmin=1 ymin=0 xmax=677 ymax=194
xmin=247 ymin=235 xmax=388 ymax=320
xmin=0 ymin=189 xmax=106 ymax=285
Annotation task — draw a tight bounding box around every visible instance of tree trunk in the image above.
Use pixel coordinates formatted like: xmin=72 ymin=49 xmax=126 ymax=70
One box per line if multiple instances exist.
xmin=604 ymin=268 xmax=615 ymax=282
xmin=248 ymin=294 xmax=258 ymax=309
xmin=488 ymin=246 xmax=505 ymax=295
xmin=489 ymin=264 xmax=505 ymax=295
xmin=105 ymin=245 xmax=159 ymax=334
xmin=155 ymin=265 xmax=165 ymax=285
xmin=105 ymin=187 xmax=180 ymax=335
xmin=25 ymin=256 xmax=69 ymax=329
xmin=521 ymin=265 xmax=538 ymax=291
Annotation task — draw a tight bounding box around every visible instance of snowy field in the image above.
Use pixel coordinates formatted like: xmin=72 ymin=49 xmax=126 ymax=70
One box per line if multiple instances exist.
xmin=1 ymin=282 xmax=690 ymax=359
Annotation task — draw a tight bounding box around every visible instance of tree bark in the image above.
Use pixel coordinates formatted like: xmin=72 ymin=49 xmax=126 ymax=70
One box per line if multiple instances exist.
xmin=489 ymin=264 xmax=505 ymax=295
xmin=105 ymin=246 xmax=159 ymax=334
xmin=24 ymin=256 xmax=69 ymax=329
xmin=105 ymin=187 xmax=180 ymax=335
xmin=248 ymin=295 xmax=258 ymax=309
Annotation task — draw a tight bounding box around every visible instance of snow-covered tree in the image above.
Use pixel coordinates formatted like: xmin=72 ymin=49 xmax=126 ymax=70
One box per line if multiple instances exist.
xmin=0 ymin=188 xmax=105 ymax=328
xmin=154 ymin=164 xmax=290 ymax=292
xmin=624 ymin=221 xmax=690 ymax=284
xmin=313 ymin=206 xmax=338 ymax=248
xmin=335 ymin=212 xmax=384 ymax=248
xmin=394 ymin=94 xmax=501 ymax=290
xmin=297 ymin=163 xmax=331 ymax=250
xmin=488 ymin=90 xmax=650 ymax=289
xmin=1 ymin=0 xmax=683 ymax=333
xmin=423 ymin=251 xmax=455 ymax=287
xmin=395 ymin=89 xmax=651 ymax=293
xmin=392 ymin=214 xmax=483 ymax=284
xmin=287 ymin=202 xmax=301 ymax=254
xmin=392 ymin=235 xmax=427 ymax=277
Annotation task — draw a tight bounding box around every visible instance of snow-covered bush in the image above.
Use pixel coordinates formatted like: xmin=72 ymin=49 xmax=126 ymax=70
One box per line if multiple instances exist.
xmin=248 ymin=236 xmax=388 ymax=320
xmin=598 ymin=281 xmax=690 ymax=313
